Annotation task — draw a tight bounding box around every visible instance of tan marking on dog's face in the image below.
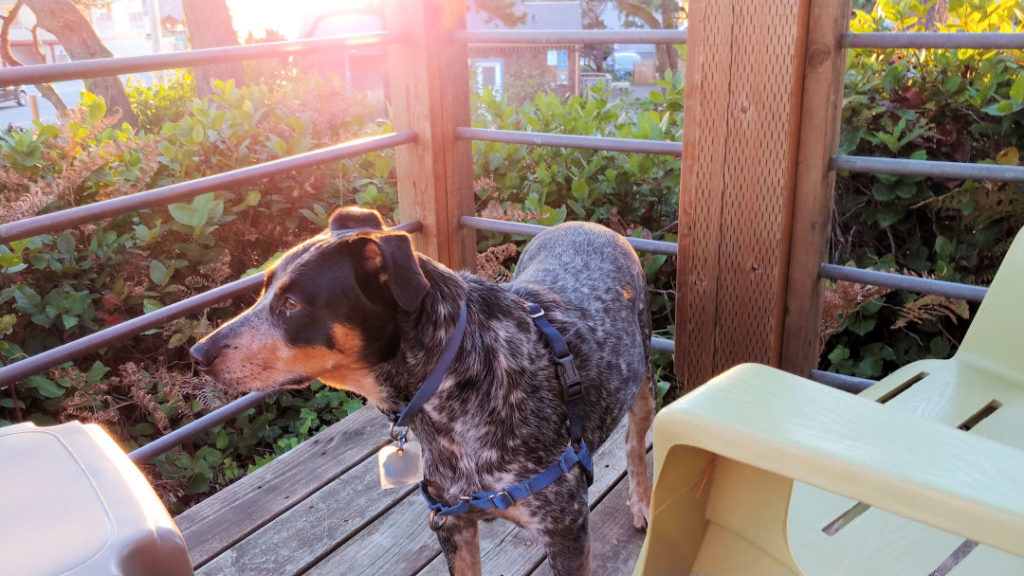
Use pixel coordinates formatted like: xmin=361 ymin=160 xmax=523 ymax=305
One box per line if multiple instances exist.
xmin=203 ymin=320 xmax=384 ymax=404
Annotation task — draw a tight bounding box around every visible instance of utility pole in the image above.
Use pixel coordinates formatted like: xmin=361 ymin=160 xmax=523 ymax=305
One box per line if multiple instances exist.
xmin=148 ymin=0 xmax=162 ymax=54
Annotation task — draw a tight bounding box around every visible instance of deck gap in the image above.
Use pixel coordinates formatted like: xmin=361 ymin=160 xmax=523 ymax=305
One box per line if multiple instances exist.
xmin=927 ymin=539 xmax=979 ymax=576
xmin=821 ymin=501 xmax=871 ymax=536
xmin=292 ymin=483 xmax=419 ymax=576
xmin=192 ymin=439 xmax=390 ymax=571
xmin=957 ymin=400 xmax=1002 ymax=431
xmin=876 ymin=372 xmax=928 ymax=404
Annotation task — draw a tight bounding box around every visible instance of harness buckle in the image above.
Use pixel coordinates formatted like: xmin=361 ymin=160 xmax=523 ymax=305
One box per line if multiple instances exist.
xmin=556 ymin=355 xmax=582 ymax=393
xmin=488 ymin=490 xmax=515 ymax=510
xmin=527 ymin=306 xmax=545 ymax=319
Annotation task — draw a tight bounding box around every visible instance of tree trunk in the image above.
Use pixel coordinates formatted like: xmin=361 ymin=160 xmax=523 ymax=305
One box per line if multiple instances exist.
xmin=182 ymin=0 xmax=243 ymax=97
xmin=0 ymin=0 xmax=68 ymax=115
xmin=23 ymin=0 xmax=138 ymax=126
xmin=617 ymin=0 xmax=680 ymax=76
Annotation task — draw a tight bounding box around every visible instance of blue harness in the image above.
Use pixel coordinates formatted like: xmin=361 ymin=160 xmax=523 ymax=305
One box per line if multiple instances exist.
xmin=390 ymin=302 xmax=594 ymax=522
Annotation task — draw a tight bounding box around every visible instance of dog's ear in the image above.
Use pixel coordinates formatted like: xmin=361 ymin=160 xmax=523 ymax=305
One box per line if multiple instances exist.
xmin=355 ymin=233 xmax=429 ymax=312
xmin=329 ymin=206 xmax=385 ymax=234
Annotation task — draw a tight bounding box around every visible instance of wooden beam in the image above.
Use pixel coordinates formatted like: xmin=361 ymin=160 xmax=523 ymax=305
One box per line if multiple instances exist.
xmin=674 ymin=0 xmax=813 ymax=390
xmin=780 ymin=0 xmax=852 ymax=376
xmin=385 ymin=0 xmax=476 ymax=270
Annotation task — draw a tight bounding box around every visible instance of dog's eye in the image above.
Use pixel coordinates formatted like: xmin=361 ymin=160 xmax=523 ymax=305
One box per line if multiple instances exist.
xmin=282 ymin=296 xmax=301 ymax=312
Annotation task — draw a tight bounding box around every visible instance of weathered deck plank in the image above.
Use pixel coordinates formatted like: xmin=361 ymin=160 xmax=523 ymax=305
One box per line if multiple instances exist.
xmin=178 ymin=404 xmax=648 ymax=576
xmin=416 ymin=421 xmax=641 ymax=576
xmin=175 ymin=405 xmax=390 ymax=567
xmin=530 ymin=453 xmax=653 ymax=576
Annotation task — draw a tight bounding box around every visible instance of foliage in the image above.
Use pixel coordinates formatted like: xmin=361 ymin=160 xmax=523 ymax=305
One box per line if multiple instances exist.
xmin=821 ymin=0 xmax=1023 ymax=379
xmin=1 ymin=74 xmax=393 ymax=511
xmin=127 ymin=70 xmax=198 ymax=135
xmin=470 ymin=72 xmax=683 ymax=392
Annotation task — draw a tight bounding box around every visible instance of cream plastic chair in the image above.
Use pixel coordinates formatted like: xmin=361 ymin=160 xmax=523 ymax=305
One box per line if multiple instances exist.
xmin=635 ymin=227 xmax=1024 ymax=576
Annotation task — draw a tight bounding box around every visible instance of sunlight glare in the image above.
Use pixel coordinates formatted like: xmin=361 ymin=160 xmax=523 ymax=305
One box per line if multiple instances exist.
xmin=228 ymin=0 xmax=373 ymax=40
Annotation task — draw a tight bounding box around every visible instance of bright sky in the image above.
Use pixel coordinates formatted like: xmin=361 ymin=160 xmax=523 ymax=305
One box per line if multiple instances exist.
xmin=227 ymin=0 xmax=371 ymax=40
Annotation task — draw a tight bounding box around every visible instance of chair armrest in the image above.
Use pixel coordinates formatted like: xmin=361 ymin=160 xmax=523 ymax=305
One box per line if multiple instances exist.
xmin=656 ymin=364 xmax=1024 ymax=557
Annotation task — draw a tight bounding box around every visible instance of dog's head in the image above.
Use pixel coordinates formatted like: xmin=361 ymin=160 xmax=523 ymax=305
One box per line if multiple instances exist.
xmin=189 ymin=207 xmax=429 ymax=406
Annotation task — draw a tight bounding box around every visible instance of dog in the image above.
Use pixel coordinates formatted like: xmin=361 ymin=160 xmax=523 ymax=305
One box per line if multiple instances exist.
xmin=190 ymin=206 xmax=655 ymax=576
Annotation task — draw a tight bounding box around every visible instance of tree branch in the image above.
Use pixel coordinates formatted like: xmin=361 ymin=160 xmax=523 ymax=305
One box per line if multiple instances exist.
xmin=0 ymin=0 xmax=69 ymax=115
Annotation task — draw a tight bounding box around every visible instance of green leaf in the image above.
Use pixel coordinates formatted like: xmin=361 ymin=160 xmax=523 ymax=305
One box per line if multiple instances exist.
xmin=86 ymin=361 xmax=109 ymax=383
xmin=61 ymin=314 xmax=79 ymax=329
xmin=0 ymin=253 xmax=22 ymax=268
xmin=827 ymin=345 xmax=850 ymax=364
xmin=87 ymin=97 xmax=106 ymax=124
xmin=848 ymin=317 xmax=877 ymax=336
xmin=26 ymin=375 xmax=66 ymax=398
xmin=1010 ymin=73 xmax=1024 ymax=104
xmin=168 ymin=202 xmax=197 ymax=226
xmin=149 ymin=260 xmax=170 ymax=286
xmin=143 ymin=298 xmax=164 ymax=314
xmin=942 ymin=75 xmax=961 ymax=92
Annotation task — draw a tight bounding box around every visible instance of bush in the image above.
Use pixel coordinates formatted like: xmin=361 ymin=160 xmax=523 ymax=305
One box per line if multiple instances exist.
xmin=1 ymin=75 xmax=392 ymax=512
xmin=822 ymin=0 xmax=1023 ymax=378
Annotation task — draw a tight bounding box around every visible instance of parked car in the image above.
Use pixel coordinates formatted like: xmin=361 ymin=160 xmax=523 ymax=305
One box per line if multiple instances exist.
xmin=1 ymin=85 xmax=28 ymax=106
xmin=607 ymin=52 xmax=642 ymax=80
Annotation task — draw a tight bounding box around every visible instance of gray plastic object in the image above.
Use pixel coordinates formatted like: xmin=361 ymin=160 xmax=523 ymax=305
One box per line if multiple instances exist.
xmin=0 ymin=421 xmax=194 ymax=576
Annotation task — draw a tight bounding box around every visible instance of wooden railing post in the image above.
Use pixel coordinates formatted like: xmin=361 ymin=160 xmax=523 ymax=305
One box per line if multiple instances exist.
xmin=781 ymin=0 xmax=853 ymax=376
xmin=675 ymin=0 xmax=848 ymax=390
xmin=384 ymin=0 xmax=476 ymax=270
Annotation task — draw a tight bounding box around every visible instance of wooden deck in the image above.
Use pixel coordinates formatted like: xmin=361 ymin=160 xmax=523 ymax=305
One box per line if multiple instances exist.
xmin=175 ymin=405 xmax=649 ymax=576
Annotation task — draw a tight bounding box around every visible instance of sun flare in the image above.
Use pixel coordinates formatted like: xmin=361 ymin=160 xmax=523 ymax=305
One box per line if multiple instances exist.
xmin=228 ymin=0 xmax=376 ymax=40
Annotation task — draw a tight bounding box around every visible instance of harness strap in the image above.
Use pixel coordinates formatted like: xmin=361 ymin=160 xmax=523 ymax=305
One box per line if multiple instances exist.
xmin=420 ymin=442 xmax=593 ymax=515
xmin=421 ymin=301 xmax=594 ymax=519
xmin=525 ymin=303 xmax=586 ymax=453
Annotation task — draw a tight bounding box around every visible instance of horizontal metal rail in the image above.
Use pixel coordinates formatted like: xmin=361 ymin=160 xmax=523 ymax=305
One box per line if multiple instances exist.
xmin=129 ymin=389 xmax=276 ymax=464
xmin=819 ymin=263 xmax=988 ymax=303
xmin=457 ymin=127 xmax=682 ymax=157
xmin=651 ymin=337 xmax=674 ymax=354
xmin=833 ymin=155 xmax=1024 ymax=182
xmin=0 ymin=32 xmax=404 ymax=87
xmin=461 ymin=215 xmax=678 ymax=256
xmin=460 ymin=29 xmax=687 ymax=46
xmin=0 ymin=221 xmax=421 ymax=389
xmin=844 ymin=32 xmax=1024 ymax=50
xmin=0 ymin=131 xmax=417 ymax=244
xmin=809 ymin=370 xmax=876 ymax=394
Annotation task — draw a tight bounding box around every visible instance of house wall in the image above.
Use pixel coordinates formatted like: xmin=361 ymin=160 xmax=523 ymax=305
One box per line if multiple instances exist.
xmin=468 ymin=45 xmax=580 ymax=104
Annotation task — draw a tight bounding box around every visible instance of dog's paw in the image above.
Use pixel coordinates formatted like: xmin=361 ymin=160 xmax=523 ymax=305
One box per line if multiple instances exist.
xmin=628 ymin=493 xmax=650 ymax=531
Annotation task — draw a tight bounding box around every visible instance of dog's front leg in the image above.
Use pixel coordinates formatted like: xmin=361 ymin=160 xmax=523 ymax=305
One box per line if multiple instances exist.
xmin=435 ymin=514 xmax=481 ymax=576
xmin=542 ymin=509 xmax=590 ymax=576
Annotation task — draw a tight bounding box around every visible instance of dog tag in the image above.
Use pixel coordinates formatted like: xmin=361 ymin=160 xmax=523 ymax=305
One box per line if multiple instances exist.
xmin=378 ymin=440 xmax=423 ymax=489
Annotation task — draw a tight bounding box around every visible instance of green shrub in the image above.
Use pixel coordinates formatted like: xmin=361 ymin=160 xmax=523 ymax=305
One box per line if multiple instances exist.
xmin=823 ymin=0 xmax=1023 ymax=379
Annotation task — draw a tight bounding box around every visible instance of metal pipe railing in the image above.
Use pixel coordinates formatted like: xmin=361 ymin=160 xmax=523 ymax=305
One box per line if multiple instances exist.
xmin=833 ymin=155 xmax=1024 ymax=183
xmin=844 ymin=32 xmax=1024 ymax=50
xmin=129 ymin=389 xmax=276 ymax=464
xmin=0 ymin=221 xmax=422 ymax=389
xmin=457 ymin=127 xmax=682 ymax=157
xmin=0 ymin=32 xmax=404 ymax=87
xmin=809 ymin=370 xmax=876 ymax=394
xmin=819 ymin=263 xmax=988 ymax=303
xmin=460 ymin=29 xmax=687 ymax=45
xmin=0 ymin=132 xmax=417 ymax=244
xmin=651 ymin=337 xmax=674 ymax=354
xmin=461 ymin=215 xmax=678 ymax=256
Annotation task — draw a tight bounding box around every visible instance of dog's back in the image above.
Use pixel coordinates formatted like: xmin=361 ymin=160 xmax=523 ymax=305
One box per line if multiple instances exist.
xmin=510 ymin=222 xmax=653 ymax=450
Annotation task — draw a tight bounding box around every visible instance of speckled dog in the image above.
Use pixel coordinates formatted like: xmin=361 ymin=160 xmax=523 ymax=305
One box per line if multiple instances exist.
xmin=190 ymin=206 xmax=655 ymax=576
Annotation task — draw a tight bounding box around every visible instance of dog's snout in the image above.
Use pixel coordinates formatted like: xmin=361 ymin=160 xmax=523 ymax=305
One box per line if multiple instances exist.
xmin=190 ymin=339 xmax=222 ymax=372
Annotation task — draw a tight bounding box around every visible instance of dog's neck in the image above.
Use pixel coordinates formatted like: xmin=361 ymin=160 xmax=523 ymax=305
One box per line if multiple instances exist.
xmin=371 ymin=257 xmax=470 ymax=415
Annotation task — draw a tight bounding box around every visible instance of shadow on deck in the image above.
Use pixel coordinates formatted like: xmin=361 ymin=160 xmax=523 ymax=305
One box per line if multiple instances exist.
xmin=175 ymin=406 xmax=649 ymax=575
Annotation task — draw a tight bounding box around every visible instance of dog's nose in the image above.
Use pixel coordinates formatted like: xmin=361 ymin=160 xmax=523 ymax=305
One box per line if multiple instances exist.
xmin=190 ymin=340 xmax=221 ymax=372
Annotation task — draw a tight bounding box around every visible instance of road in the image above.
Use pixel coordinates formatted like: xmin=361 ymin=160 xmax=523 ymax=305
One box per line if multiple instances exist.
xmin=1 ymin=74 xmax=157 ymax=129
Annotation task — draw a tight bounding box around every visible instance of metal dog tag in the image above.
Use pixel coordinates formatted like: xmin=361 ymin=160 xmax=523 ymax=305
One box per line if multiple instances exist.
xmin=378 ymin=440 xmax=423 ymax=489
